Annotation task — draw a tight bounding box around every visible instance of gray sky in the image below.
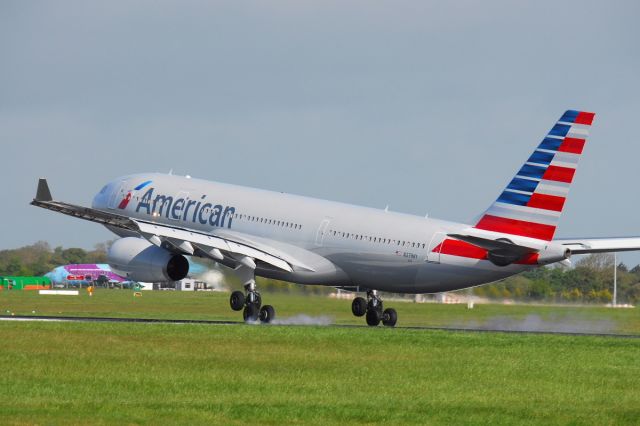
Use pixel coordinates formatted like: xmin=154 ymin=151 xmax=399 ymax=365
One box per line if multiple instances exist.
xmin=2 ymin=1 xmax=640 ymax=265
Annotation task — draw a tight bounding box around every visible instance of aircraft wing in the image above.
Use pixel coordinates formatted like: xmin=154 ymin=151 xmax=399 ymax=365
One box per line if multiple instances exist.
xmin=31 ymin=179 xmax=314 ymax=273
xmin=553 ymin=237 xmax=640 ymax=254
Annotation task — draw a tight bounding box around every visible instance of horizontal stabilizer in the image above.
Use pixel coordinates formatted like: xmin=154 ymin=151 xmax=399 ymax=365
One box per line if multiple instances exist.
xmin=555 ymin=237 xmax=640 ymax=254
xmin=448 ymin=233 xmax=537 ymax=256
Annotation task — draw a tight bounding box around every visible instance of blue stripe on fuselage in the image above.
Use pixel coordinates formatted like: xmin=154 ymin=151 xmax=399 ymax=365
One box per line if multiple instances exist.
xmin=135 ymin=180 xmax=153 ymax=190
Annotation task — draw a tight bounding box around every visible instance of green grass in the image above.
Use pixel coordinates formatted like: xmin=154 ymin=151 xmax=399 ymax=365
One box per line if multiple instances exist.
xmin=0 ymin=321 xmax=638 ymax=425
xmin=1 ymin=289 xmax=639 ymax=334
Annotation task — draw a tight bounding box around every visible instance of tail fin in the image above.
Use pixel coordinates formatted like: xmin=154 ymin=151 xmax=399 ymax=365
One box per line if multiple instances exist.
xmin=474 ymin=110 xmax=595 ymax=241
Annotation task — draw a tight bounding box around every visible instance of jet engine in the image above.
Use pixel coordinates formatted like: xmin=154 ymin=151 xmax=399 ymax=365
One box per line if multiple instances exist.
xmin=108 ymin=237 xmax=189 ymax=282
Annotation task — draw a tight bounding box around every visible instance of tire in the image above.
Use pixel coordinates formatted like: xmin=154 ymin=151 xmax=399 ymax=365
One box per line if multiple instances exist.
xmin=382 ymin=308 xmax=397 ymax=327
xmin=259 ymin=305 xmax=276 ymax=324
xmin=230 ymin=291 xmax=245 ymax=311
xmin=366 ymin=308 xmax=381 ymax=326
xmin=351 ymin=297 xmax=367 ymax=317
xmin=243 ymin=304 xmax=259 ymax=322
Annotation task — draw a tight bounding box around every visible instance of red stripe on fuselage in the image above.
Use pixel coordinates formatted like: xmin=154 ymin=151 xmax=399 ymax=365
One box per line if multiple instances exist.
xmin=475 ymin=214 xmax=556 ymax=241
xmin=526 ymin=193 xmax=566 ymax=212
xmin=558 ymin=137 xmax=585 ymax=155
xmin=434 ymin=239 xmax=487 ymax=260
xmin=542 ymin=165 xmax=575 ymax=183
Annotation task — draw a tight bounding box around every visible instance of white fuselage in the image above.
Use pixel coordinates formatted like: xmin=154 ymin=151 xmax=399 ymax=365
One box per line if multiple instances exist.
xmin=92 ymin=173 xmax=533 ymax=293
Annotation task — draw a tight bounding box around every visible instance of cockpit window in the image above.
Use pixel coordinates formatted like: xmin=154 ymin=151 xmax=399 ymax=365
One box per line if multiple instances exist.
xmin=99 ymin=185 xmax=109 ymax=194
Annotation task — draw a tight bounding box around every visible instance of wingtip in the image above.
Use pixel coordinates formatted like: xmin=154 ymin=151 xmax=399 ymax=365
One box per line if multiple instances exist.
xmin=35 ymin=178 xmax=52 ymax=202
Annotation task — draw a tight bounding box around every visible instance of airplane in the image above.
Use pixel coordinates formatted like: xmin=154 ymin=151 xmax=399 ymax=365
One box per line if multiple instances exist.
xmin=31 ymin=110 xmax=640 ymax=326
xmin=45 ymin=260 xmax=207 ymax=288
xmin=45 ymin=263 xmax=128 ymax=286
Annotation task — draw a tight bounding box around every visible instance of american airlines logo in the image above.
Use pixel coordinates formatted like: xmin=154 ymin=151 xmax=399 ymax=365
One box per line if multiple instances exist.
xmin=134 ymin=187 xmax=235 ymax=228
xmin=117 ymin=180 xmax=152 ymax=210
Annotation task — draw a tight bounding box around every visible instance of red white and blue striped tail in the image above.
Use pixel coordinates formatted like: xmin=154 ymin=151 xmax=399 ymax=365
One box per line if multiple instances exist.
xmin=474 ymin=110 xmax=595 ymax=241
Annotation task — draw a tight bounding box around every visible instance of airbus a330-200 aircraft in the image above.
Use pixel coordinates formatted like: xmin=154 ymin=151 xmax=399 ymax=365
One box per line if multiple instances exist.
xmin=32 ymin=110 xmax=640 ymax=326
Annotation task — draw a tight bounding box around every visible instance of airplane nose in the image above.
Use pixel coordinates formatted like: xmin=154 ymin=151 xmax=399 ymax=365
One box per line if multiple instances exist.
xmin=92 ymin=183 xmax=112 ymax=209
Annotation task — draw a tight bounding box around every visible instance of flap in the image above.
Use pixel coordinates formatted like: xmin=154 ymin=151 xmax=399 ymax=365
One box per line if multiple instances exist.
xmin=134 ymin=220 xmax=298 ymax=272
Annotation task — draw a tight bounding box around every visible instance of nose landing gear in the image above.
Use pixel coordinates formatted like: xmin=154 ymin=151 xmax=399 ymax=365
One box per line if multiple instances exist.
xmin=352 ymin=290 xmax=397 ymax=327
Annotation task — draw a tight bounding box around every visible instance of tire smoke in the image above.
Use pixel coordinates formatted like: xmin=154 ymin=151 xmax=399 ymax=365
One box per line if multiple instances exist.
xmin=270 ymin=314 xmax=334 ymax=326
xmin=456 ymin=314 xmax=616 ymax=334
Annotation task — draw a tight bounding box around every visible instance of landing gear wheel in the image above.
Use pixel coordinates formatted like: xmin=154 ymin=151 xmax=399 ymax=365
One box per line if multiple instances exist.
xmin=382 ymin=308 xmax=397 ymax=327
xmin=230 ymin=291 xmax=245 ymax=311
xmin=259 ymin=305 xmax=276 ymax=324
xmin=366 ymin=308 xmax=381 ymax=326
xmin=243 ymin=304 xmax=259 ymax=322
xmin=352 ymin=297 xmax=367 ymax=317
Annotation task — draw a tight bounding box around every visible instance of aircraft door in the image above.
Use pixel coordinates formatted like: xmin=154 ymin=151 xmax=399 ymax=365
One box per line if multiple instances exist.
xmin=426 ymin=232 xmax=446 ymax=263
xmin=315 ymin=218 xmax=331 ymax=246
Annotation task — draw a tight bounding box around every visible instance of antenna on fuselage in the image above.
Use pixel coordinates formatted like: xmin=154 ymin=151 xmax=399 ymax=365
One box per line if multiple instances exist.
xmin=384 ymin=205 xmax=389 ymax=212
xmin=168 ymin=169 xmax=173 ymax=175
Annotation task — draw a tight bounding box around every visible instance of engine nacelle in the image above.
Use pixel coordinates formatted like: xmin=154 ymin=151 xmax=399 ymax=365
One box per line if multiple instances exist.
xmin=108 ymin=237 xmax=189 ymax=282
xmin=536 ymin=244 xmax=571 ymax=265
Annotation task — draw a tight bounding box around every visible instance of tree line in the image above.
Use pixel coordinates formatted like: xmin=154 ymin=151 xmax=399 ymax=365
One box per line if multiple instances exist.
xmin=0 ymin=242 xmax=638 ymax=304
xmin=474 ymin=254 xmax=640 ymax=304
xmin=0 ymin=241 xmax=109 ymax=277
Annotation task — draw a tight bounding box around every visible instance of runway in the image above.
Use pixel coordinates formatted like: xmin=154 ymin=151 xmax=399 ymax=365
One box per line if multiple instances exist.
xmin=1 ymin=314 xmax=638 ymax=339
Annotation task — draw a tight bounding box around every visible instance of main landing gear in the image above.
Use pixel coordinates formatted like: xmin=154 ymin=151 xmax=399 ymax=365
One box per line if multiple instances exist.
xmin=351 ymin=290 xmax=397 ymax=327
xmin=228 ymin=257 xmax=275 ymax=324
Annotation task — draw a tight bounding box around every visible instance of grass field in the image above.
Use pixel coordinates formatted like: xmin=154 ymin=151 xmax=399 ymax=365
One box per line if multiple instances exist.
xmin=1 ymin=290 xmax=639 ymax=425
xmin=1 ymin=321 xmax=639 ymax=425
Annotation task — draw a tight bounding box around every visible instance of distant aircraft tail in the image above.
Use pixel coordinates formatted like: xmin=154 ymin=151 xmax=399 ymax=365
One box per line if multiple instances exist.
xmin=474 ymin=110 xmax=595 ymax=241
